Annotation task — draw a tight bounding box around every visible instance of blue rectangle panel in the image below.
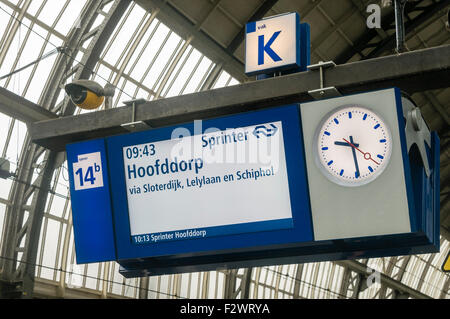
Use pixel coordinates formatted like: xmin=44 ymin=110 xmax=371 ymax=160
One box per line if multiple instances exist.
xmin=246 ymin=21 xmax=256 ymax=33
xmin=106 ymin=104 xmax=314 ymax=261
xmin=66 ymin=139 xmax=116 ymax=263
xmin=299 ymin=22 xmax=310 ymax=71
xmin=394 ymin=88 xmax=418 ymax=233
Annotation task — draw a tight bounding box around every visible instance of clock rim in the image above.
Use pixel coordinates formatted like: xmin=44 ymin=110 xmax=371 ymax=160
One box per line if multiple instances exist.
xmin=313 ymin=104 xmax=393 ymax=187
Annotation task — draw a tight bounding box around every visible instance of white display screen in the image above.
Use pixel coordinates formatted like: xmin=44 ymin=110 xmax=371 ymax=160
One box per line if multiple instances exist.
xmin=122 ymin=121 xmax=293 ymax=244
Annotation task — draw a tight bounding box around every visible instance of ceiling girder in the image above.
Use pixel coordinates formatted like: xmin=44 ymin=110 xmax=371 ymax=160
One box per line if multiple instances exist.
xmin=0 ymin=0 xmax=131 ymax=299
xmin=28 ymin=44 xmax=450 ymax=151
xmin=335 ymin=260 xmax=432 ymax=299
xmin=365 ymin=0 xmax=450 ymax=59
xmin=335 ymin=0 xmax=425 ymax=63
xmin=134 ymin=0 xmax=248 ymax=83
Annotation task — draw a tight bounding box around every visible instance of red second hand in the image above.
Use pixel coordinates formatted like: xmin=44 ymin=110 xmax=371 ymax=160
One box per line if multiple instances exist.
xmin=343 ymin=138 xmax=380 ymax=165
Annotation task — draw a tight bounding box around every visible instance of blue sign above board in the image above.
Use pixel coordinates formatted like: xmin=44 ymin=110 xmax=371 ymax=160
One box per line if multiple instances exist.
xmin=66 ymin=89 xmax=440 ymax=277
xmin=245 ymin=12 xmax=310 ymax=76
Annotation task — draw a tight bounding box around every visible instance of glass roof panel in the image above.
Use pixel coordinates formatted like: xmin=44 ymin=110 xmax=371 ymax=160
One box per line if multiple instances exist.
xmin=53 ymin=0 xmax=87 ymax=35
xmin=103 ymin=5 xmax=146 ymax=66
xmin=26 ymin=0 xmax=43 ymax=17
xmin=38 ymin=0 xmax=67 ymax=27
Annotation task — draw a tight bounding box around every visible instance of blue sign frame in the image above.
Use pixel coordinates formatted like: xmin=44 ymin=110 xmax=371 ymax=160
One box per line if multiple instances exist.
xmin=66 ymin=138 xmax=116 ymax=263
xmin=106 ymin=104 xmax=314 ymax=261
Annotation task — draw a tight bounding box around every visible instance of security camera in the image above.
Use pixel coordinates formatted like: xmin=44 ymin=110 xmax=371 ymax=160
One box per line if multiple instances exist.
xmin=64 ymin=80 xmax=115 ymax=110
xmin=0 ymin=157 xmax=11 ymax=179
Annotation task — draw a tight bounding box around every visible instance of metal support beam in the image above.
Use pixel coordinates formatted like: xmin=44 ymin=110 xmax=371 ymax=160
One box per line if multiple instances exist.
xmin=338 ymin=266 xmax=362 ymax=299
xmin=0 ymin=0 xmax=130 ymax=299
xmin=134 ymin=0 xmax=248 ymax=83
xmin=366 ymin=0 xmax=450 ymax=59
xmin=422 ymin=91 xmax=450 ymax=127
xmin=240 ymin=268 xmax=252 ymax=299
xmin=19 ymin=150 xmax=59 ymax=298
xmin=0 ymin=86 xmax=57 ymax=123
xmin=28 ymin=44 xmax=450 ymax=151
xmin=138 ymin=276 xmax=149 ymax=299
xmin=335 ymin=260 xmax=432 ymax=299
xmin=198 ymin=0 xmax=278 ymax=91
xmin=1 ymin=0 xmax=105 ymax=298
xmin=223 ymin=268 xmax=252 ymax=299
xmin=292 ymin=264 xmax=304 ymax=299
xmin=223 ymin=269 xmax=238 ymax=299
xmin=335 ymin=0 xmax=423 ymax=63
xmin=225 ymin=0 xmax=279 ymax=55
xmin=393 ymin=0 xmax=408 ymax=54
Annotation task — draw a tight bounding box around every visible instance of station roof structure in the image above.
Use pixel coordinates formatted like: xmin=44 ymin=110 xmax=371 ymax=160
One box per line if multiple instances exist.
xmin=0 ymin=0 xmax=448 ymax=299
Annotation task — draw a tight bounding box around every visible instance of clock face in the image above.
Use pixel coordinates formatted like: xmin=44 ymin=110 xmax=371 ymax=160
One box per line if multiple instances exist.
xmin=315 ymin=105 xmax=392 ymax=187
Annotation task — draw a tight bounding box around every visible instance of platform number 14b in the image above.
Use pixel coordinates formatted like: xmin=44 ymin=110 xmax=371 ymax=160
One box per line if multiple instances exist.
xmin=75 ymin=163 xmax=100 ymax=187
xmin=72 ymin=152 xmax=104 ymax=191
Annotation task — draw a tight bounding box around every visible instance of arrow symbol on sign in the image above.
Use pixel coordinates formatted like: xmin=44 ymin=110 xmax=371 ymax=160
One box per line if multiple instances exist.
xmin=253 ymin=124 xmax=278 ymax=138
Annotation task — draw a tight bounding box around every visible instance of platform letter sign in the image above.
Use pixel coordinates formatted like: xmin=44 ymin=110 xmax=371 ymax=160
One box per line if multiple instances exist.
xmin=245 ymin=12 xmax=301 ymax=76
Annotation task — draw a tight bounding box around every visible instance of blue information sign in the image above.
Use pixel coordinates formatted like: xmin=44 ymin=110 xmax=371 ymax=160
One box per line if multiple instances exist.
xmin=66 ymin=92 xmax=439 ymax=277
xmin=107 ymin=104 xmax=313 ymax=260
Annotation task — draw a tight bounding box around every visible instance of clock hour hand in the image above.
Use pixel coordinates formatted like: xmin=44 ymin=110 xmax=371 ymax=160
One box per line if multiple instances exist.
xmin=334 ymin=141 xmax=359 ymax=147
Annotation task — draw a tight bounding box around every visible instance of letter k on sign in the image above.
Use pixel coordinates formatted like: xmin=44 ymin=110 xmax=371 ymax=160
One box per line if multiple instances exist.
xmin=258 ymin=31 xmax=282 ymax=65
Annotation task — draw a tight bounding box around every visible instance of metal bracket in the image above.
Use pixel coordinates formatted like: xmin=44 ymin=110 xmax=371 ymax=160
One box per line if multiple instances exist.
xmin=121 ymin=98 xmax=151 ymax=132
xmin=393 ymin=0 xmax=408 ymax=53
xmin=103 ymin=83 xmax=116 ymax=109
xmin=307 ymin=61 xmax=341 ymax=100
xmin=402 ymin=96 xmax=431 ymax=176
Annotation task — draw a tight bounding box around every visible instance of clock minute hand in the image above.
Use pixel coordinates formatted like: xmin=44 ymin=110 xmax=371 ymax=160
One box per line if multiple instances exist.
xmin=349 ymin=136 xmax=360 ymax=178
xmin=342 ymin=138 xmax=380 ymax=165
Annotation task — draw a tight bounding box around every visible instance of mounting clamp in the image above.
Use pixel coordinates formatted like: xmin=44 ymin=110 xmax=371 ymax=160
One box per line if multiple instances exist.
xmin=402 ymin=95 xmax=431 ymax=176
xmin=121 ymin=98 xmax=151 ymax=132
xmin=307 ymin=61 xmax=341 ymax=100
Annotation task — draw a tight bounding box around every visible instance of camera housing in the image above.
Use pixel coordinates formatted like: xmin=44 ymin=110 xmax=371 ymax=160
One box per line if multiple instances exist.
xmin=64 ymin=80 xmax=106 ymax=110
xmin=0 ymin=157 xmax=11 ymax=179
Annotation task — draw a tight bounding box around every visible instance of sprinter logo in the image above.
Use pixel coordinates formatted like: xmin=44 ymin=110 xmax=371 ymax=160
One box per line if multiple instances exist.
xmin=252 ymin=124 xmax=278 ymax=139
